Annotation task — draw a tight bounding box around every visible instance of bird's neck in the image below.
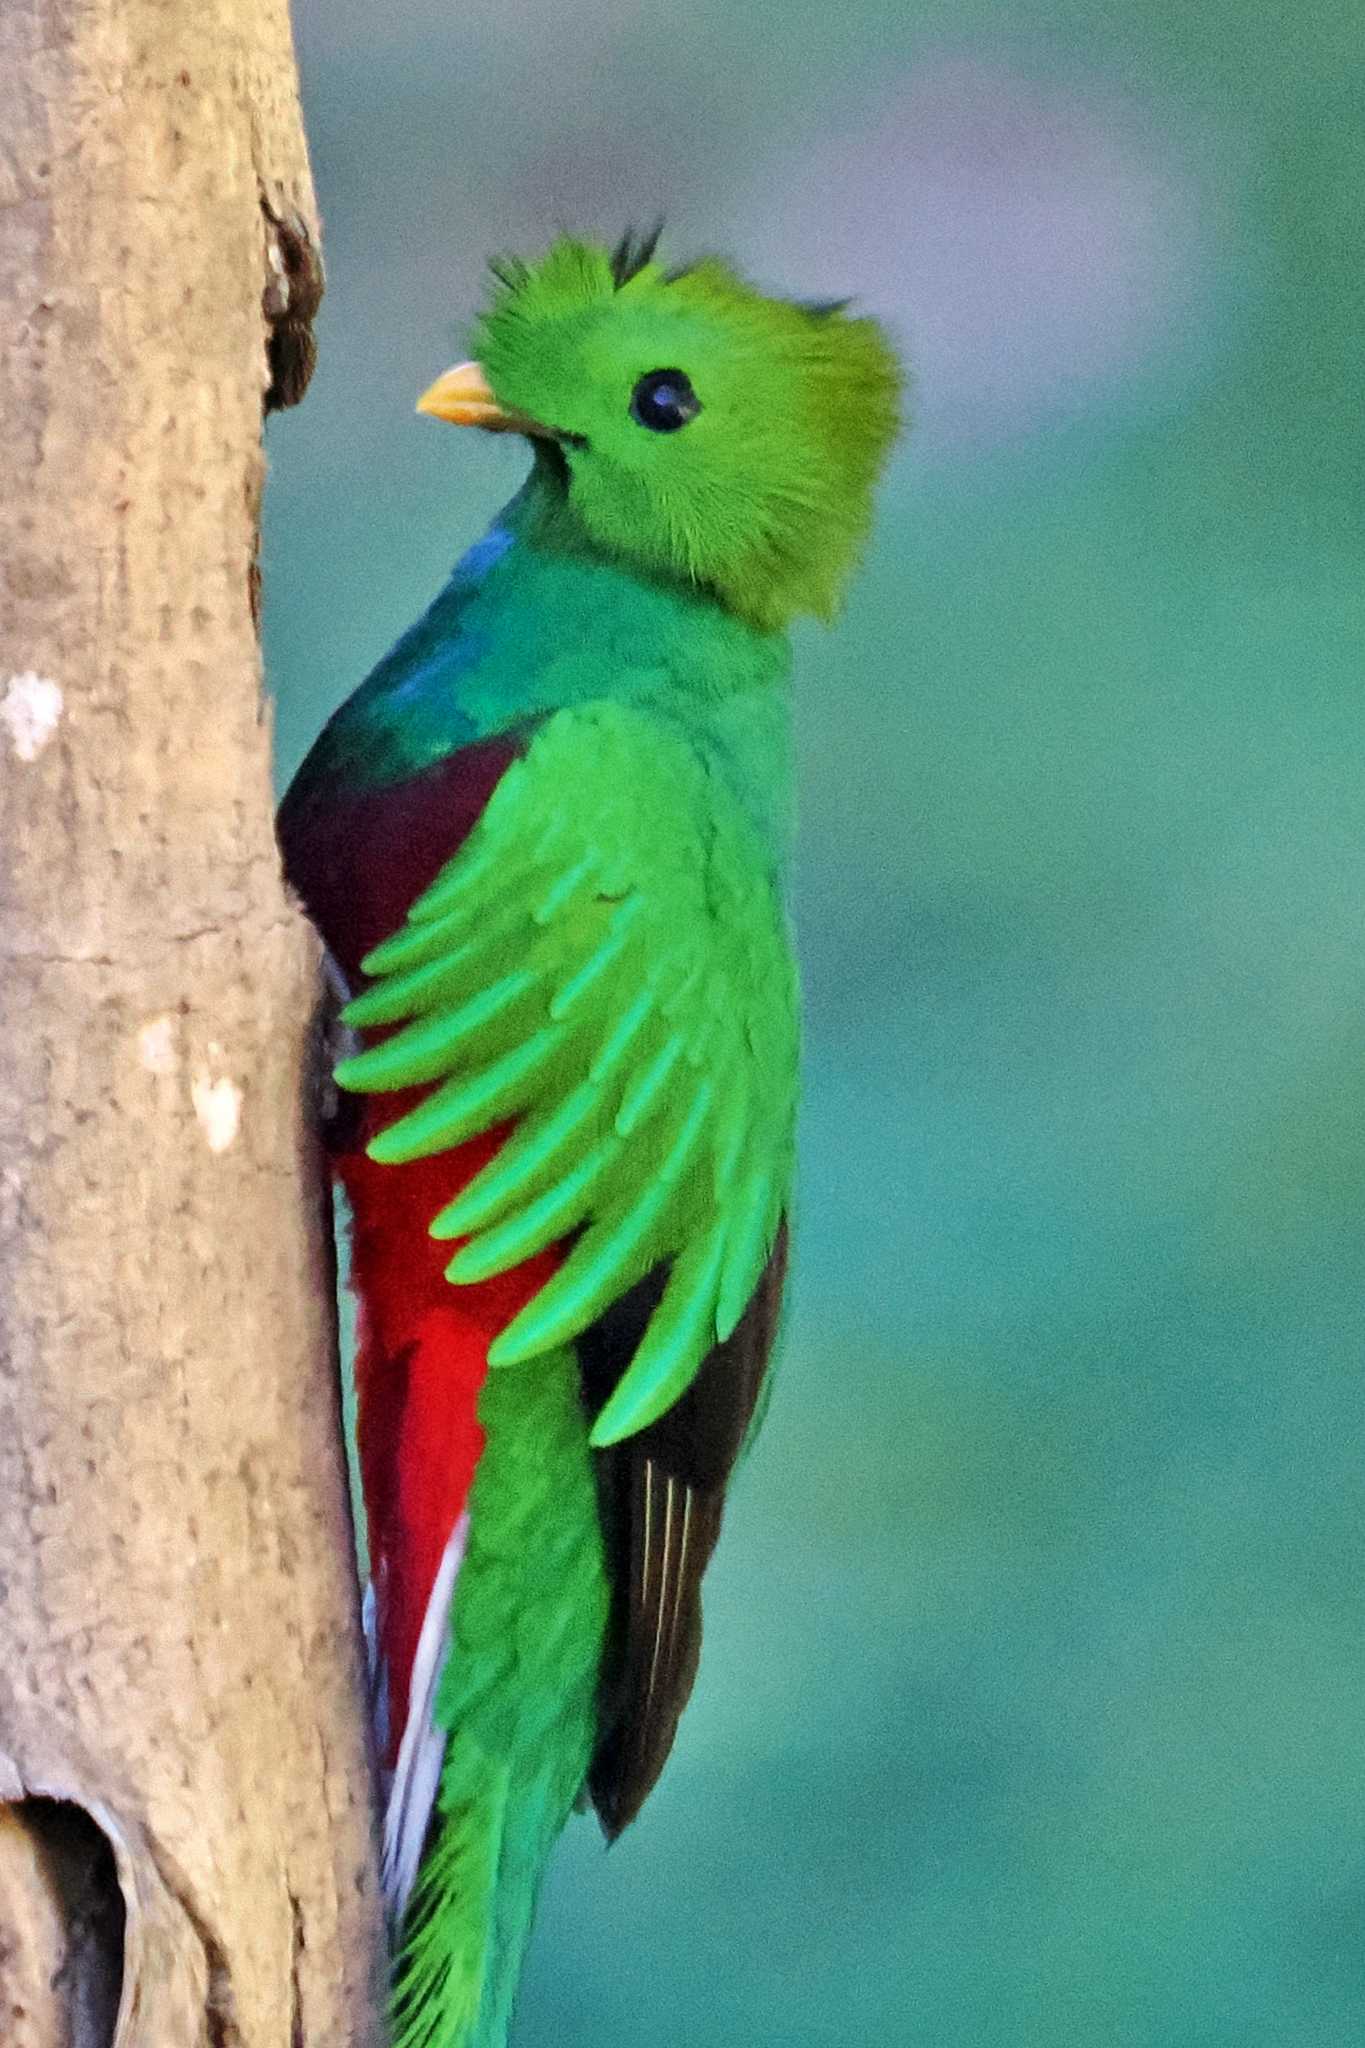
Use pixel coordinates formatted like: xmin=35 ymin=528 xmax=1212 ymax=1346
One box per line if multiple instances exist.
xmin=322 ymin=455 xmax=790 ymax=795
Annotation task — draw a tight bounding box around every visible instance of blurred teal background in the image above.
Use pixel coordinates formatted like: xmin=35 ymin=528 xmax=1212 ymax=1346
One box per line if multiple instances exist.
xmin=264 ymin=4 xmax=1365 ymax=2041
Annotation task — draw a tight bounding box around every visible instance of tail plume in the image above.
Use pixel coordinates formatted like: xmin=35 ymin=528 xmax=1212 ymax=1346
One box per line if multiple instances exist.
xmin=384 ymin=1346 xmax=611 ymax=2048
xmin=393 ymin=1756 xmax=568 ymax=2048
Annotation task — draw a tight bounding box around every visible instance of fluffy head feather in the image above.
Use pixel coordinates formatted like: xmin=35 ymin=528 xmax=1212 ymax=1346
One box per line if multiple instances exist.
xmin=471 ymin=234 xmax=904 ymax=631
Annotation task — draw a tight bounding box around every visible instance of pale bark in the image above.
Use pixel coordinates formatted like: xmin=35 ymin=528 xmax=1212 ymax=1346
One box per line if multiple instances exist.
xmin=0 ymin=1 xmax=386 ymax=2044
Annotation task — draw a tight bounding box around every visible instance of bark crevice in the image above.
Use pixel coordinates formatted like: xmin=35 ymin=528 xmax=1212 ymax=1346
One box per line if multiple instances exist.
xmin=261 ymin=201 xmax=325 ymax=414
xmin=0 ymin=1796 xmax=124 ymax=2048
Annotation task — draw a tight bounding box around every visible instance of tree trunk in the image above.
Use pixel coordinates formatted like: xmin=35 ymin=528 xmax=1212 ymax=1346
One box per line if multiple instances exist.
xmin=0 ymin=2 xmax=386 ymax=2044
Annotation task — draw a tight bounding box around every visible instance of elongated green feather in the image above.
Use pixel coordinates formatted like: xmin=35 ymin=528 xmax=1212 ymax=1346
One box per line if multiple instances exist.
xmin=445 ymin=1138 xmax=614 ymax=1282
xmin=337 ymin=972 xmax=537 ymax=1090
xmin=589 ymin=1228 xmax=726 ymax=1445
xmin=364 ymin=1029 xmax=569 ymax=1162
xmin=429 ymin=1080 xmax=608 ymax=1238
xmin=406 ymin=838 xmax=503 ymax=922
xmin=615 ymin=1030 xmax=686 ymax=1136
xmin=548 ymin=896 xmax=642 ymax=1016
xmin=588 ymin=986 xmax=655 ymax=1081
xmin=488 ymin=1073 xmax=716 ymax=1369
xmin=486 ymin=1212 xmax=642 ymax=1367
xmin=716 ymin=1172 xmax=776 ymax=1339
xmin=533 ymin=850 xmax=598 ymax=923
xmin=349 ymin=913 xmax=529 ymax=1021
xmin=360 ymin=903 xmax=483 ymax=979
xmin=339 ymin=700 xmax=798 ymax=1441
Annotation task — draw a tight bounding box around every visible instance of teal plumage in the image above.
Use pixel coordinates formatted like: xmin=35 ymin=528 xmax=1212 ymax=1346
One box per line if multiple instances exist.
xmin=278 ymin=232 xmax=901 ymax=2048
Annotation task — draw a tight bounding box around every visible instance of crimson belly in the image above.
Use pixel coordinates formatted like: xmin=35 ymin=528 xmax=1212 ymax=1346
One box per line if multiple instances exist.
xmin=279 ymin=728 xmax=556 ymax=1758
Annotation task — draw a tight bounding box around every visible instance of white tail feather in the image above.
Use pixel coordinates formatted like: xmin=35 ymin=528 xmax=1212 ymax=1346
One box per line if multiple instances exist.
xmin=380 ymin=1513 xmax=469 ymax=1927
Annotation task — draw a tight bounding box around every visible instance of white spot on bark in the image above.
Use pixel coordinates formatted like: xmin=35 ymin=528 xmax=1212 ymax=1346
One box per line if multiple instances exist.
xmin=192 ymin=1071 xmax=242 ymax=1153
xmin=2 ymin=671 xmax=64 ymax=760
xmin=138 ymin=1015 xmax=178 ymax=1075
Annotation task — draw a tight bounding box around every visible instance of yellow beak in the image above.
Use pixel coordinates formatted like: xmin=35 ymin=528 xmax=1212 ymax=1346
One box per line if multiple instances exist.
xmin=415 ymin=360 xmax=542 ymax=435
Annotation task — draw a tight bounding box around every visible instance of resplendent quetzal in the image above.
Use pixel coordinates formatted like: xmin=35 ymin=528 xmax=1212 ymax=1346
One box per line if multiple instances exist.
xmin=278 ymin=228 xmax=901 ymax=2048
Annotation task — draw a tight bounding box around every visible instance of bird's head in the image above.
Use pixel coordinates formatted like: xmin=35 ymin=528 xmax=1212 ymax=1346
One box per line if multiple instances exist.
xmin=418 ymin=230 xmax=903 ymax=632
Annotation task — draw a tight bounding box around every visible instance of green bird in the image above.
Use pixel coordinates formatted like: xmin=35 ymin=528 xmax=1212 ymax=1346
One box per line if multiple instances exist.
xmin=278 ymin=227 xmax=901 ymax=2048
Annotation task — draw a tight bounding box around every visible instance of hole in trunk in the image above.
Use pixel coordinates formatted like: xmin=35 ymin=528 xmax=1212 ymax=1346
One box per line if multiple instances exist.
xmin=0 ymin=1798 xmax=125 ymax=2047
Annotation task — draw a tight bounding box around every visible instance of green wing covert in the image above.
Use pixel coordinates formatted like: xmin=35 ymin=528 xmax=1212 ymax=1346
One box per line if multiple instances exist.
xmin=336 ymin=700 xmax=798 ymax=1447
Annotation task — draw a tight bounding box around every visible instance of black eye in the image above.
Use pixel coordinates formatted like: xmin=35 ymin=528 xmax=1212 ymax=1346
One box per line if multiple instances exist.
xmin=630 ymin=367 xmax=701 ymax=433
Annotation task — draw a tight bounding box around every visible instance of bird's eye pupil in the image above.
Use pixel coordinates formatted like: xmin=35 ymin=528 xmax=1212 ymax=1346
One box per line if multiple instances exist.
xmin=630 ymin=368 xmax=700 ymax=433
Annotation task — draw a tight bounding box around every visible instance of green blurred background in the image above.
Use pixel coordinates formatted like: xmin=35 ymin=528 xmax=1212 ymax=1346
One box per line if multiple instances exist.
xmin=263 ymin=3 xmax=1365 ymax=2041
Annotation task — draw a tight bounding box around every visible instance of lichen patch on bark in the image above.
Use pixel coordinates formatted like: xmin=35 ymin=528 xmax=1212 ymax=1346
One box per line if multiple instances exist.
xmin=1 ymin=671 xmax=64 ymax=760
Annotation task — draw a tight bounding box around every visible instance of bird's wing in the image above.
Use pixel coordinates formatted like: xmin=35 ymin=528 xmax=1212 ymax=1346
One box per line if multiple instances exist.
xmin=336 ymin=697 xmax=798 ymax=1452
xmin=578 ymin=1223 xmax=787 ymax=1834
